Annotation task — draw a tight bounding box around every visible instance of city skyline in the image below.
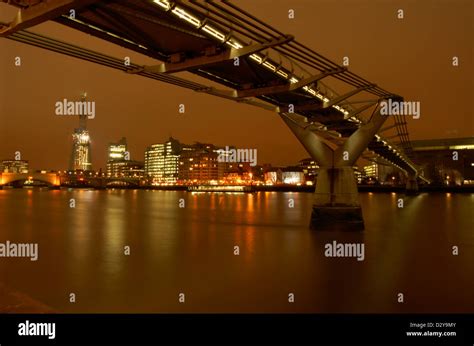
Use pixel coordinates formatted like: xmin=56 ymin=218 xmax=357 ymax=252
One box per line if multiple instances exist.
xmin=1 ymin=130 xmax=305 ymax=173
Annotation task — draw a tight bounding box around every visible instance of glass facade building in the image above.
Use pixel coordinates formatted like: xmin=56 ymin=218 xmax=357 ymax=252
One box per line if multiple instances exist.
xmin=145 ymin=137 xmax=181 ymax=184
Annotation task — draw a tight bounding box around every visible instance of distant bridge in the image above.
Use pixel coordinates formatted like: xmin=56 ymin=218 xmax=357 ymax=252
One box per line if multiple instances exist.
xmin=0 ymin=172 xmax=60 ymax=186
xmin=0 ymin=0 xmax=428 ymax=230
xmin=81 ymin=177 xmax=141 ymax=188
xmin=0 ymin=171 xmax=141 ymax=188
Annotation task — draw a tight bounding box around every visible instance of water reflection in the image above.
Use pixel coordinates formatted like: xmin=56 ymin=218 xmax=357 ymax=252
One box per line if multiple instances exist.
xmin=0 ymin=189 xmax=472 ymax=313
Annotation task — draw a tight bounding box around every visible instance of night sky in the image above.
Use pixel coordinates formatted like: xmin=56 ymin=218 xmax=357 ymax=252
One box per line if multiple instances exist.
xmin=0 ymin=0 xmax=472 ymax=171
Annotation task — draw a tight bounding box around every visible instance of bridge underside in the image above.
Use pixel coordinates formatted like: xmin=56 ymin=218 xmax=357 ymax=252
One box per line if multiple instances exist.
xmin=0 ymin=0 xmax=424 ymax=230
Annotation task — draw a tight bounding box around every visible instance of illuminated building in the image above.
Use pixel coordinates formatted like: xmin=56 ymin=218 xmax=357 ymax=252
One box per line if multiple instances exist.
xmin=107 ymin=137 xmax=129 ymax=177
xmin=145 ymin=137 xmax=181 ymax=184
xmin=108 ymin=137 xmax=127 ymax=161
xmin=363 ymin=163 xmax=378 ymax=178
xmin=107 ymin=160 xmax=144 ymax=178
xmin=145 ymin=139 xmax=246 ymax=184
xmin=69 ymin=93 xmax=92 ymax=171
xmin=215 ymin=146 xmax=234 ymax=179
xmin=179 ymin=143 xmax=231 ymax=183
xmin=282 ymin=167 xmax=305 ymax=185
xmin=1 ymin=160 xmax=29 ymax=173
xmin=299 ymin=158 xmax=319 ymax=181
xmin=354 ymin=169 xmax=363 ymax=184
xmin=221 ymin=162 xmax=255 ymax=184
xmin=222 ymin=169 xmax=253 ymax=184
xmin=264 ymin=168 xmax=282 ymax=184
xmin=250 ymin=165 xmax=266 ymax=182
xmin=362 ymin=163 xmax=378 ymax=184
xmin=179 ymin=143 xmax=218 ymax=183
xmin=264 ymin=167 xmax=304 ymax=185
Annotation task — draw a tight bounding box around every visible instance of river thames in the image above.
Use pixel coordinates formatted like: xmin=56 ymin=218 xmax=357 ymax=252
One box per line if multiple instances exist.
xmin=0 ymin=189 xmax=472 ymax=313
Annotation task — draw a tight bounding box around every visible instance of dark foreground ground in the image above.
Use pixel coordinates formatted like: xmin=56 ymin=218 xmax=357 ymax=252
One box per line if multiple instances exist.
xmin=0 ymin=284 xmax=55 ymax=313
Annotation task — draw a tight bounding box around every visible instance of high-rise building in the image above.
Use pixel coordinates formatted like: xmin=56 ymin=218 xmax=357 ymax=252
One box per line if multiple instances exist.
xmin=145 ymin=137 xmax=181 ymax=184
xmin=69 ymin=92 xmax=92 ymax=171
xmin=108 ymin=137 xmax=127 ymax=162
xmin=145 ymin=138 xmax=240 ymax=184
xmin=107 ymin=137 xmax=128 ymax=177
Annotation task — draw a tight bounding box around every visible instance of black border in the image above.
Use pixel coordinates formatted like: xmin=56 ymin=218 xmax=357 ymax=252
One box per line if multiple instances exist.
xmin=0 ymin=313 xmax=473 ymax=345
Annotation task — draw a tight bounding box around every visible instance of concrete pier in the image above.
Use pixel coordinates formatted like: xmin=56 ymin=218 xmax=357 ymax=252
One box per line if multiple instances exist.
xmin=280 ymin=99 xmax=390 ymax=230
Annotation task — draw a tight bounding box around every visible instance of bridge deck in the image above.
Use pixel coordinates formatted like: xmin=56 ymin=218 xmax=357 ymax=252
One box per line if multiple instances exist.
xmin=1 ymin=0 xmax=419 ymax=175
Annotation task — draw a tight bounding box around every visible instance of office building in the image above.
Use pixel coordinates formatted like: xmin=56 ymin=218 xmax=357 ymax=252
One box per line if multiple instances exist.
xmin=145 ymin=137 xmax=181 ymax=183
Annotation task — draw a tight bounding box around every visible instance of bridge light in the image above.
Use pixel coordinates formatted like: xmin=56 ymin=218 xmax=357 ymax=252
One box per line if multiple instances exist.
xmin=226 ymin=39 xmax=243 ymax=49
xmin=249 ymin=54 xmax=262 ymax=63
xmin=263 ymin=61 xmax=276 ymax=71
xmin=202 ymin=24 xmax=225 ymax=41
xmin=289 ymin=77 xmax=299 ymax=84
xmin=351 ymin=117 xmax=361 ymax=123
xmin=152 ymin=0 xmax=352 ymax=117
xmin=153 ymin=0 xmax=171 ymax=10
xmin=171 ymin=7 xmax=201 ymax=27
xmin=276 ymin=70 xmax=288 ymax=78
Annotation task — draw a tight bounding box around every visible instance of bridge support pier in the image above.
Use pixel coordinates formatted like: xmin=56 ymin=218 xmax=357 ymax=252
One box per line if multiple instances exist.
xmin=311 ymin=166 xmax=363 ymax=231
xmin=405 ymin=173 xmax=419 ymax=195
xmin=280 ymin=99 xmax=388 ymax=231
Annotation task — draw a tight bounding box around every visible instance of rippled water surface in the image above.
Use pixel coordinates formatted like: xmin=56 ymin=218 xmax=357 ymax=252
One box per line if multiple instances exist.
xmin=0 ymin=189 xmax=472 ymax=312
